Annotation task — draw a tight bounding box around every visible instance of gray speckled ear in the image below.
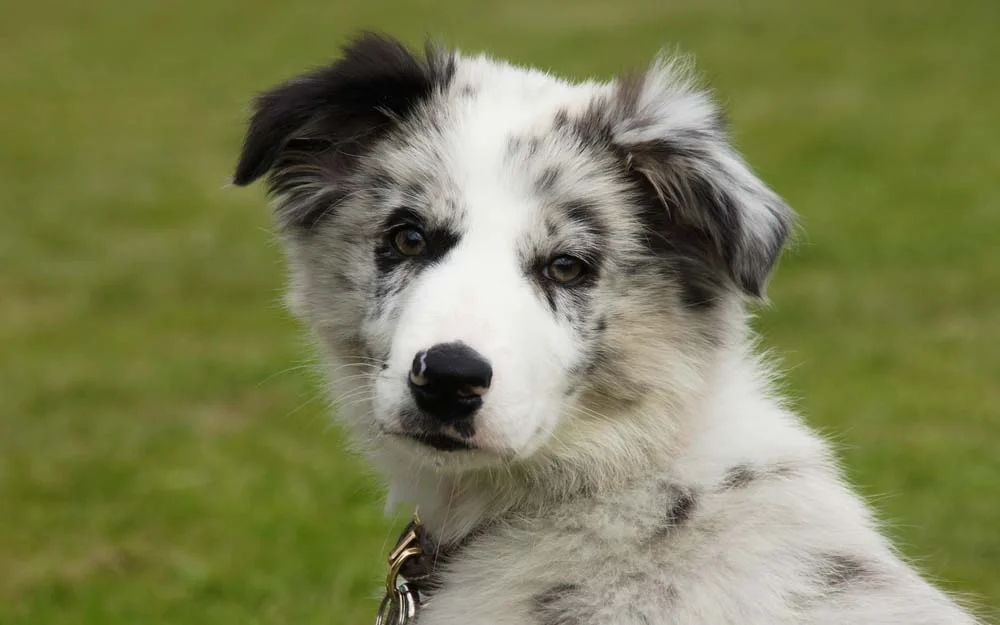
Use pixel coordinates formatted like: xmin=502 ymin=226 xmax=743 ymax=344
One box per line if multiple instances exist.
xmin=601 ymin=57 xmax=794 ymax=298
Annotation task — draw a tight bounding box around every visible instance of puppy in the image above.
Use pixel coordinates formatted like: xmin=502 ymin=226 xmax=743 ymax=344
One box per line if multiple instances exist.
xmin=234 ymin=32 xmax=979 ymax=624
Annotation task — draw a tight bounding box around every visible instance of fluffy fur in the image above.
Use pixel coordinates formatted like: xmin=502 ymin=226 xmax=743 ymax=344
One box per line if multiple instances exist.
xmin=234 ymin=33 xmax=979 ymax=624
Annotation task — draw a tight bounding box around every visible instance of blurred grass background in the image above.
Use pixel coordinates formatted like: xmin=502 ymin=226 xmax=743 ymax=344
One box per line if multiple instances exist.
xmin=1 ymin=0 xmax=997 ymax=622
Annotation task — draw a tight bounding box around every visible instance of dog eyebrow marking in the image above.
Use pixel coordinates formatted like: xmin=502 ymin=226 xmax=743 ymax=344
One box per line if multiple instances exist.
xmin=531 ymin=583 xmax=583 ymax=625
xmin=561 ymin=198 xmax=606 ymax=240
xmin=401 ymin=180 xmax=426 ymax=202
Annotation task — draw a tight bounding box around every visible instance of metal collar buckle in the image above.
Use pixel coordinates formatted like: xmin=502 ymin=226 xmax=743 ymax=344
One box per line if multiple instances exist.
xmin=375 ymin=513 xmax=423 ymax=625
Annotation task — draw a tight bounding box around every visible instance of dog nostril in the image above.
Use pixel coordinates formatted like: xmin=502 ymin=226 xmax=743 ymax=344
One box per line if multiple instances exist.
xmin=409 ymin=350 xmax=430 ymax=387
xmin=455 ymin=384 xmax=488 ymax=398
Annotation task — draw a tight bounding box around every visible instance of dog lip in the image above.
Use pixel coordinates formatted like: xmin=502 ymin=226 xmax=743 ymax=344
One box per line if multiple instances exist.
xmin=398 ymin=431 xmax=475 ymax=452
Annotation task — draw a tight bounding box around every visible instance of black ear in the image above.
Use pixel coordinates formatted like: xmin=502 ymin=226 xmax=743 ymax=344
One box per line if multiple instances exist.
xmin=602 ymin=59 xmax=793 ymax=298
xmin=233 ymin=32 xmax=454 ymax=188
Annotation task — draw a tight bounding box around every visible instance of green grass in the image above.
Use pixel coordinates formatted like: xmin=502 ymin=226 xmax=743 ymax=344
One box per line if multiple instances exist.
xmin=2 ymin=0 xmax=997 ymax=622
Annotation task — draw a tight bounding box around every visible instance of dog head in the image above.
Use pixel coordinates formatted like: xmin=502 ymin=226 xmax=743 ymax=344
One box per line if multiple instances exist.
xmin=235 ymin=33 xmax=792 ymax=475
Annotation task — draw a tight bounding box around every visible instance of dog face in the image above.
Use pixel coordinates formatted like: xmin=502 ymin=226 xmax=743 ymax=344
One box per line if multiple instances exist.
xmin=234 ymin=34 xmax=792 ymax=472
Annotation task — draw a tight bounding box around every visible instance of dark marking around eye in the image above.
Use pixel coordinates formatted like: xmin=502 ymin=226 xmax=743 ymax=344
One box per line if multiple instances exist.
xmin=559 ymin=199 xmax=608 ymax=270
xmin=538 ymin=279 xmax=558 ymax=313
xmin=374 ymin=206 xmax=460 ymax=275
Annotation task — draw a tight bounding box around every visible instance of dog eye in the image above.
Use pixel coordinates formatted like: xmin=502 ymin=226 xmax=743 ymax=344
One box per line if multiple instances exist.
xmin=545 ymin=255 xmax=588 ymax=285
xmin=390 ymin=227 xmax=427 ymax=257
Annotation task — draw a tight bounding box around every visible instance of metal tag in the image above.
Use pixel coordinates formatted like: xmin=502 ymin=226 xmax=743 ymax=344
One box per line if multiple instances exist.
xmin=375 ymin=513 xmax=424 ymax=625
xmin=376 ymin=582 xmax=419 ymax=625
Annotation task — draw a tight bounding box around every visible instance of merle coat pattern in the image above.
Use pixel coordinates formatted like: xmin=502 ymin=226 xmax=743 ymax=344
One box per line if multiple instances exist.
xmin=234 ymin=33 xmax=980 ymax=624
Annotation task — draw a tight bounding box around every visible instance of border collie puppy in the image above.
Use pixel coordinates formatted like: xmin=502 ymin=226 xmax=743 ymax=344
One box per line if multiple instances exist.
xmin=234 ymin=32 xmax=979 ymax=625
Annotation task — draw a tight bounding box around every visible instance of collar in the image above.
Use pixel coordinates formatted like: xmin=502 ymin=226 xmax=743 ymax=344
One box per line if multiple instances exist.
xmin=376 ymin=511 xmax=493 ymax=624
xmin=376 ymin=512 xmax=448 ymax=624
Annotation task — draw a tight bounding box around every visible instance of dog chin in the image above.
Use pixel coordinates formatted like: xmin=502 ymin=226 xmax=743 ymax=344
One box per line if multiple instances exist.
xmin=383 ymin=434 xmax=506 ymax=472
xmin=374 ymin=419 xmax=519 ymax=470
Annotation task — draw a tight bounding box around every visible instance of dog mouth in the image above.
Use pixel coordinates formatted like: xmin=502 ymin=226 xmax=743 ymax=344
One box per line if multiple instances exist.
xmin=394 ymin=431 xmax=475 ymax=452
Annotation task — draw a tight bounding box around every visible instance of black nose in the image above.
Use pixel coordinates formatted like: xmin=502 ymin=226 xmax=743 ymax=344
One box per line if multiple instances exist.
xmin=409 ymin=342 xmax=492 ymax=422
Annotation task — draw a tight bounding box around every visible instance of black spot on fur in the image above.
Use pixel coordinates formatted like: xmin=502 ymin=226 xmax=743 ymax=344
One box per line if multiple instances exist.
xmin=525 ymin=137 xmax=541 ymax=158
xmin=820 ymin=554 xmax=880 ymax=590
xmin=718 ymin=463 xmax=797 ymax=491
xmin=553 ymin=109 xmax=569 ymax=129
xmin=532 ymin=583 xmax=583 ymax=625
xmin=233 ymin=32 xmax=455 ymax=229
xmin=369 ymin=169 xmax=398 ymax=192
xmin=594 ymin=316 xmax=607 ymax=334
xmin=653 ymin=483 xmax=698 ymax=538
xmin=562 ymin=199 xmax=606 ymax=240
xmin=402 ymin=180 xmax=426 ymax=201
xmin=569 ymin=100 xmax=616 ymax=151
xmin=536 ymin=167 xmax=561 ymax=194
xmin=666 ymin=489 xmax=697 ymax=526
xmin=545 ymin=218 xmax=558 ymax=238
xmin=720 ymin=464 xmax=758 ymax=490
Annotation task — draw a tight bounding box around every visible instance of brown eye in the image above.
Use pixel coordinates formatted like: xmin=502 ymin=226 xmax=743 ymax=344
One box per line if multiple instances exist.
xmin=545 ymin=255 xmax=587 ymax=285
xmin=391 ymin=227 xmax=427 ymax=257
